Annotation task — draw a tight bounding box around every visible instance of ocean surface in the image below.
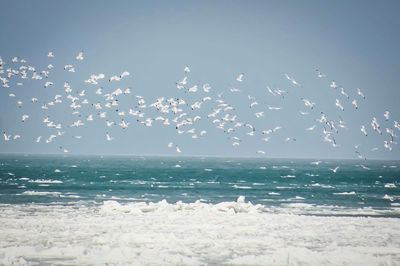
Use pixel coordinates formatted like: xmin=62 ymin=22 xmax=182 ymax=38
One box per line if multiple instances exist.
xmin=1 ymin=154 xmax=400 ymax=265
xmin=1 ymin=154 xmax=399 ymax=216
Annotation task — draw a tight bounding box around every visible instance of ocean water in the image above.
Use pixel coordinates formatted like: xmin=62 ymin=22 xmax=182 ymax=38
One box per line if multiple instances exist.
xmin=1 ymin=154 xmax=400 ymax=265
xmin=0 ymin=154 xmax=399 ymax=216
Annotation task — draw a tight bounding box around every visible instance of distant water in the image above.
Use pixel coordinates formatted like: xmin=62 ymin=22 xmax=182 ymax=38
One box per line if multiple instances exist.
xmin=0 ymin=154 xmax=399 ymax=217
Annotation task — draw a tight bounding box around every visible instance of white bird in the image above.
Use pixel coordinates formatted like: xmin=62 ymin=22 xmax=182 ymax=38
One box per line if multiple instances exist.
xmin=176 ymin=145 xmax=182 ymax=153
xmin=255 ymin=112 xmax=264 ymax=118
xmin=340 ymin=87 xmax=349 ymax=99
xmin=44 ymin=81 xmax=53 ymax=88
xmin=119 ymin=120 xmax=129 ymax=129
xmin=236 ymin=73 xmax=244 ymax=82
xmin=361 ymin=125 xmax=368 ymax=136
xmin=36 ymin=136 xmax=42 ymax=143
xmin=3 ymin=132 xmax=11 ymax=141
xmin=256 ymin=150 xmax=266 ymax=155
xmin=47 ymin=51 xmax=55 ymax=58
xmin=284 ymin=73 xmax=301 ymax=86
xmin=316 ymin=69 xmax=326 ymax=78
xmin=384 ymin=141 xmax=392 ymax=151
xmin=301 ymin=98 xmax=315 ymax=109
xmin=21 ymin=115 xmax=29 ymax=122
xmin=268 ymin=106 xmax=282 ymax=111
xmin=384 ymin=111 xmax=390 ymax=121
xmin=352 ymin=99 xmax=358 ymax=109
xmin=184 ymin=66 xmax=190 ymax=73
xmin=329 ymin=166 xmax=339 ymax=173
xmin=250 ymin=101 xmax=258 ymax=108
xmin=203 ymin=84 xmax=211 ymax=93
xmin=188 ymin=85 xmax=198 ymax=93
xmin=335 ymin=99 xmax=344 ymax=111
xmin=106 ymin=133 xmax=114 ymax=141
xmin=330 ymin=80 xmax=337 ymax=89
xmin=167 ymin=142 xmax=173 ymax=148
xmin=46 ymin=135 xmax=56 ymax=143
xmin=357 ymin=88 xmax=365 ymax=99
xmin=306 ymin=125 xmax=316 ymax=131
xmin=76 ymin=51 xmax=84 ymax=61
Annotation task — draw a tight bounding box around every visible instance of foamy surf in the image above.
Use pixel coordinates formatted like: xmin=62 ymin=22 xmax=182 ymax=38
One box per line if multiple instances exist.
xmin=0 ymin=197 xmax=399 ymax=265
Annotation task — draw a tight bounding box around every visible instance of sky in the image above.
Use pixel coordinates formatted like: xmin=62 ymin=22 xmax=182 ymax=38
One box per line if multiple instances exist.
xmin=0 ymin=0 xmax=399 ymax=159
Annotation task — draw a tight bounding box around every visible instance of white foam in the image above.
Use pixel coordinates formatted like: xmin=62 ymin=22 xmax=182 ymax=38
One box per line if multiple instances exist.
xmin=385 ymin=183 xmax=397 ymax=188
xmin=232 ymin=185 xmax=252 ymax=189
xmin=0 ymin=200 xmax=399 ymax=265
xmin=21 ymin=191 xmax=62 ymax=196
xmin=333 ymin=191 xmax=356 ymax=195
xmin=281 ymin=174 xmax=296 ymax=178
xmin=29 ymin=179 xmax=63 ymax=184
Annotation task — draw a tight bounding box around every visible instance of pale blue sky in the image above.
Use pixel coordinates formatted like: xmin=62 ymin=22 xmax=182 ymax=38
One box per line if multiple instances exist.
xmin=0 ymin=0 xmax=399 ymax=159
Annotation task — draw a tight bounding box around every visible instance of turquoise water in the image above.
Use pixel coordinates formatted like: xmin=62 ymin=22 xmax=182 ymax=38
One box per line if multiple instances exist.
xmin=0 ymin=154 xmax=399 ymax=216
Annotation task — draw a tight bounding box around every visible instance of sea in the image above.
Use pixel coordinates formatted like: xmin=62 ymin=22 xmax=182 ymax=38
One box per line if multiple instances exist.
xmin=0 ymin=154 xmax=399 ymax=216
xmin=1 ymin=154 xmax=400 ymax=265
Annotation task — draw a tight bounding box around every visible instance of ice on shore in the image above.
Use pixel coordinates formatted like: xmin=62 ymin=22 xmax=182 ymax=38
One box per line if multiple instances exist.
xmin=0 ymin=197 xmax=399 ymax=265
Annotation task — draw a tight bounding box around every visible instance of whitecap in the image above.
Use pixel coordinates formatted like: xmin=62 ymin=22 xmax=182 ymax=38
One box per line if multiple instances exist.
xmin=29 ymin=179 xmax=63 ymax=184
xmin=333 ymin=191 xmax=356 ymax=195
xmin=232 ymin=185 xmax=252 ymax=189
xmin=22 ymin=191 xmax=61 ymax=196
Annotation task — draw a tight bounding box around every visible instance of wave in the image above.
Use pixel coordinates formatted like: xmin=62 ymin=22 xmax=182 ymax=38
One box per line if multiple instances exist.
xmin=333 ymin=191 xmax=356 ymax=195
xmin=28 ymin=179 xmax=63 ymax=184
xmin=22 ymin=191 xmax=62 ymax=196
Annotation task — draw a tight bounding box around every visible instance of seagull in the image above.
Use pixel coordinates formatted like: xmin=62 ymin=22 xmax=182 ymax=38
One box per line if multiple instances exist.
xmin=384 ymin=141 xmax=392 ymax=151
xmin=236 ymin=73 xmax=244 ymax=82
xmin=47 ymin=51 xmax=55 ymax=58
xmin=357 ymin=88 xmax=365 ymax=99
xmin=76 ymin=51 xmax=84 ymax=61
xmin=340 ymin=87 xmax=349 ymax=99
xmin=255 ymin=112 xmax=264 ymax=118
xmin=3 ymin=132 xmax=11 ymax=141
xmin=352 ymin=99 xmax=358 ymax=109
xmin=329 ymin=166 xmax=339 ymax=173
xmin=306 ymin=125 xmax=316 ymax=131
xmin=335 ymin=99 xmax=344 ymax=111
xmin=250 ymin=101 xmax=258 ymax=108
xmin=36 ymin=136 xmax=42 ymax=143
xmin=44 ymin=81 xmax=53 ymax=88
xmin=316 ymin=69 xmax=326 ymax=78
xmin=106 ymin=133 xmax=114 ymax=141
xmin=256 ymin=150 xmax=266 ymax=155
xmin=284 ymin=73 xmax=301 ymax=86
xmin=301 ymin=98 xmax=316 ymax=109
xmin=361 ymin=125 xmax=368 ymax=136
xmin=184 ymin=66 xmax=190 ymax=73
xmin=202 ymin=84 xmax=211 ymax=93
xmin=21 ymin=115 xmax=29 ymax=122
xmin=384 ymin=111 xmax=390 ymax=121
xmin=330 ymin=80 xmax=337 ymax=89
xmin=176 ymin=145 xmax=182 ymax=153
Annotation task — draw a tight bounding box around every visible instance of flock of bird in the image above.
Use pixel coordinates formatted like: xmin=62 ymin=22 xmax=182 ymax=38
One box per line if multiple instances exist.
xmin=0 ymin=51 xmax=398 ymax=160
